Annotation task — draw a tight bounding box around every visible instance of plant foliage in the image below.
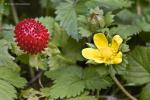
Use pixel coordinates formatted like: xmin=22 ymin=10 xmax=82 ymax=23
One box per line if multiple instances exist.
xmin=0 ymin=0 xmax=150 ymax=99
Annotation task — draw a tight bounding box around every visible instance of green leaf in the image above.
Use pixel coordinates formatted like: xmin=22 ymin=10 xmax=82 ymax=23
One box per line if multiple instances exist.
xmin=50 ymin=78 xmax=85 ymax=99
xmin=135 ymin=16 xmax=150 ymax=32
xmin=0 ymin=79 xmax=17 ymax=100
xmin=45 ymin=43 xmax=61 ymax=56
xmin=104 ymin=12 xmax=114 ymax=26
xmin=79 ymin=27 xmax=91 ymax=38
xmin=16 ymin=54 xmax=29 ymax=64
xmin=36 ymin=16 xmax=55 ymax=35
xmin=0 ymin=24 xmax=14 ymax=42
xmin=29 ymin=55 xmax=38 ymax=68
xmin=50 ymin=0 xmax=66 ymax=7
xmin=140 ymin=83 xmax=150 ymax=100
xmin=78 ymin=15 xmax=92 ymax=38
xmin=94 ymin=65 xmax=109 ymax=76
xmin=45 ymin=66 xmax=85 ymax=99
xmin=1 ymin=26 xmax=20 ymax=58
xmin=0 ymin=40 xmax=20 ymax=72
xmin=0 ymin=67 xmax=27 ymax=88
xmin=85 ymin=0 xmax=132 ymax=11
xmin=68 ymin=95 xmax=97 ymax=100
xmin=51 ymin=23 xmax=69 ymax=47
xmin=128 ymin=46 xmax=150 ymax=73
xmin=121 ymin=46 xmax=150 ymax=85
xmin=116 ymin=9 xmax=137 ymax=24
xmin=40 ymin=87 xmax=51 ymax=97
xmin=45 ymin=66 xmax=83 ymax=82
xmin=0 ymin=1 xmax=10 ymax=16
xmin=121 ymin=43 xmax=130 ymax=52
xmin=56 ymin=0 xmax=79 ymax=40
xmin=61 ymin=38 xmax=84 ymax=62
xmin=110 ymin=25 xmax=141 ymax=39
xmin=45 ymin=66 xmax=112 ymax=99
xmin=48 ymin=54 xmax=74 ymax=70
xmin=136 ymin=16 xmax=150 ymax=42
xmin=45 ymin=43 xmax=74 ymax=70
xmin=10 ymin=42 xmax=24 ymax=56
xmin=21 ymin=88 xmax=43 ymax=100
xmin=83 ymin=67 xmax=112 ymax=90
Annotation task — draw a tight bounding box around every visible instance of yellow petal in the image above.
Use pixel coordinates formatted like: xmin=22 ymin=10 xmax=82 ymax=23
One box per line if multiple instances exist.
xmin=111 ymin=35 xmax=123 ymax=52
xmin=112 ymin=52 xmax=122 ymax=64
xmin=82 ymin=48 xmax=104 ymax=63
xmin=93 ymin=33 xmax=108 ymax=49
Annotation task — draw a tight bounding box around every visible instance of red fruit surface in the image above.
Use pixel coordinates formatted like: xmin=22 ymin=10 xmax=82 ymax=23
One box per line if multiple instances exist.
xmin=14 ymin=19 xmax=49 ymax=54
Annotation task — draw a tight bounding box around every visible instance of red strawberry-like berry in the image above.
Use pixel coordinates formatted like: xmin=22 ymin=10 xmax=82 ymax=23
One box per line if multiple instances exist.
xmin=14 ymin=19 xmax=49 ymax=54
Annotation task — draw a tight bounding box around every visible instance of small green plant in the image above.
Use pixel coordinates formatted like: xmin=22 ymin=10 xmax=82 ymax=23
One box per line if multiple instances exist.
xmin=0 ymin=0 xmax=150 ymax=100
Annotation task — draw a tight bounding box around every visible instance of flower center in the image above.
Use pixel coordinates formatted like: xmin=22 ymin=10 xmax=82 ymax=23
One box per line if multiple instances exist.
xmin=100 ymin=47 xmax=113 ymax=58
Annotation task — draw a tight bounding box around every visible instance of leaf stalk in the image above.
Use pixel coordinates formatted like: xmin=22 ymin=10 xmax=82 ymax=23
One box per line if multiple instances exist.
xmin=109 ymin=70 xmax=137 ymax=100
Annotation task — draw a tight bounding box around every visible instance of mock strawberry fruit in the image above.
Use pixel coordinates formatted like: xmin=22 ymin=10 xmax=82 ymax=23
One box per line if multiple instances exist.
xmin=14 ymin=19 xmax=49 ymax=54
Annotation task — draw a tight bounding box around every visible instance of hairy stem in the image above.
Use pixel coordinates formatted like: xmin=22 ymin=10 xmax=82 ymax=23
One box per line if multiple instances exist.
xmin=110 ymin=73 xmax=137 ymax=100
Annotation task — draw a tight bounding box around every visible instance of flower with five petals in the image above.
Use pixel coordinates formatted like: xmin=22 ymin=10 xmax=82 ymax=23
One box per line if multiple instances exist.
xmin=82 ymin=33 xmax=123 ymax=64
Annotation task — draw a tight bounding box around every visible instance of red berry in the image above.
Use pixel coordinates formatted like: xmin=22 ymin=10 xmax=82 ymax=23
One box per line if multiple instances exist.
xmin=14 ymin=19 xmax=49 ymax=54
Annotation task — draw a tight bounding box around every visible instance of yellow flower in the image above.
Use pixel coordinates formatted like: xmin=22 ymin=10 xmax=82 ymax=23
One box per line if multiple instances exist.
xmin=82 ymin=33 xmax=123 ymax=64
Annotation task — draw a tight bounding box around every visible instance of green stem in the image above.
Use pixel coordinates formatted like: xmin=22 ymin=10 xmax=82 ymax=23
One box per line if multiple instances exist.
xmin=110 ymin=73 xmax=137 ymax=100
xmin=45 ymin=0 xmax=49 ymax=16
xmin=9 ymin=0 xmax=19 ymax=24
xmin=29 ymin=67 xmax=35 ymax=80
xmin=0 ymin=0 xmax=4 ymax=28
xmin=136 ymin=0 xmax=142 ymax=16
xmin=0 ymin=15 xmax=2 ymax=30
xmin=38 ymin=76 xmax=44 ymax=88
xmin=96 ymin=89 xmax=100 ymax=99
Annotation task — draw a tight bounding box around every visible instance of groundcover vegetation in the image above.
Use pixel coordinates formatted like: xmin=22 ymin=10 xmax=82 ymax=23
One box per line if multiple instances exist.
xmin=0 ymin=0 xmax=150 ymax=100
